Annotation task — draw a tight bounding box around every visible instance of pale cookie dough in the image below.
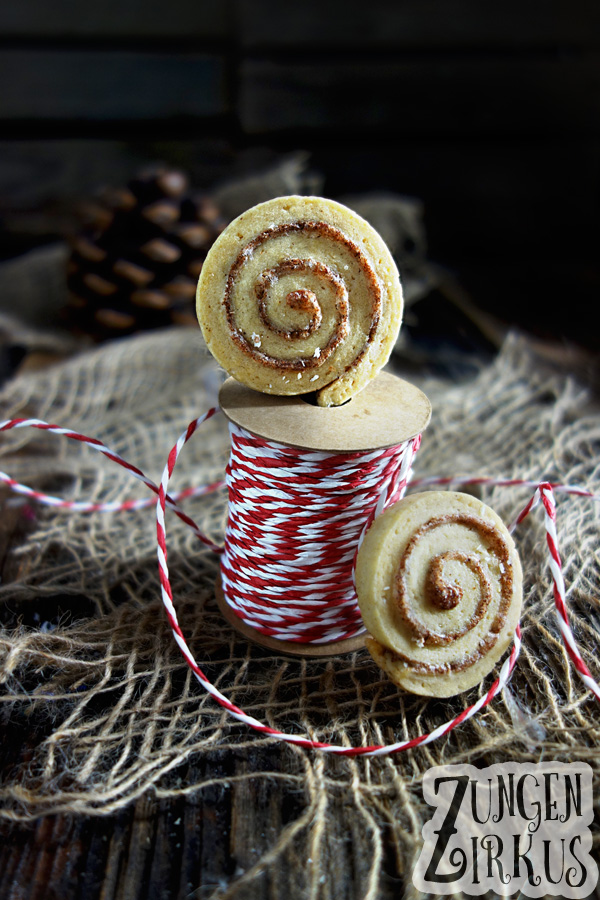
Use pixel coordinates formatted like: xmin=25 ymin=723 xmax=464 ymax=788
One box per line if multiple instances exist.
xmin=355 ymin=491 xmax=523 ymax=697
xmin=196 ymin=195 xmax=403 ymax=407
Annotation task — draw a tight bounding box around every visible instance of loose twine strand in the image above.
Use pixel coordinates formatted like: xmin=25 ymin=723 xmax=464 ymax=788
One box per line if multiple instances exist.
xmin=0 ymin=408 xmax=598 ymax=757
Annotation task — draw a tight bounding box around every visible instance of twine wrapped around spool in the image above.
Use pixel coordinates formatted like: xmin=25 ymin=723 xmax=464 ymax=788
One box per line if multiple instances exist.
xmin=216 ymin=371 xmax=431 ymax=656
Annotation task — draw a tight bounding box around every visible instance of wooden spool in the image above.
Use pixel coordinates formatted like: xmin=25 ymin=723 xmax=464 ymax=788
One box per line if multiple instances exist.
xmin=216 ymin=371 xmax=432 ymax=657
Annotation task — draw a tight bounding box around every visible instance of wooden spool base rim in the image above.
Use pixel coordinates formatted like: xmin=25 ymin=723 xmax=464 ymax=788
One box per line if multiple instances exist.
xmin=215 ymin=576 xmax=366 ymax=657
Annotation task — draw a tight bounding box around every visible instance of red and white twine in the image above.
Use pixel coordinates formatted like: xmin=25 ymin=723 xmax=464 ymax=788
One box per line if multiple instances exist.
xmin=0 ymin=415 xmax=223 ymax=551
xmin=0 ymin=409 xmax=599 ymax=756
xmin=220 ymin=422 xmax=420 ymax=643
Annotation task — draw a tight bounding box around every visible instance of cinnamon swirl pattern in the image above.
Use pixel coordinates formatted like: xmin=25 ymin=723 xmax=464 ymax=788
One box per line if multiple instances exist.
xmin=196 ymin=196 xmax=403 ymax=406
xmin=355 ymin=491 xmax=523 ymax=697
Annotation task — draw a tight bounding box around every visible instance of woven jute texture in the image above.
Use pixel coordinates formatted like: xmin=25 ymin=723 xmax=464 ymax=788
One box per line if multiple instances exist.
xmin=0 ymin=329 xmax=599 ymax=872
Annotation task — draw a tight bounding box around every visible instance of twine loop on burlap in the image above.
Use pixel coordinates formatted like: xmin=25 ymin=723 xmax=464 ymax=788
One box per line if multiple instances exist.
xmin=0 ymin=329 xmax=599 ymax=847
xmin=0 ymin=393 xmax=597 ymax=760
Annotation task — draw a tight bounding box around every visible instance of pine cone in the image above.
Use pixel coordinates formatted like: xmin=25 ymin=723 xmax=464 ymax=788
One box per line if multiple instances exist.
xmin=66 ymin=167 xmax=225 ymax=339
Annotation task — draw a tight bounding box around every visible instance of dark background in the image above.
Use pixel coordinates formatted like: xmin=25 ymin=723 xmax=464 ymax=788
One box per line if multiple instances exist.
xmin=1 ymin=0 xmax=599 ymax=349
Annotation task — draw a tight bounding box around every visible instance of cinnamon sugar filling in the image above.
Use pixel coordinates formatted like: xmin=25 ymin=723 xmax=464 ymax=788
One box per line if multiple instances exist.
xmin=223 ymin=222 xmax=381 ymax=372
xmin=389 ymin=513 xmax=514 ymax=673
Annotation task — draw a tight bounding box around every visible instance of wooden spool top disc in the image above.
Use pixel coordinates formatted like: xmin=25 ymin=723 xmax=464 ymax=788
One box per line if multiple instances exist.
xmin=218 ymin=370 xmax=431 ymax=452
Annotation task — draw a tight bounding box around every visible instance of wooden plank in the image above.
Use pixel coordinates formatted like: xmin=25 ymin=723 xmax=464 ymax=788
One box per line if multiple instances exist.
xmin=314 ymin=138 xmax=599 ymax=259
xmin=0 ymin=50 xmax=226 ymax=120
xmin=112 ymin=794 xmax=157 ymax=900
xmin=0 ymin=135 xmax=596 ymax=263
xmin=0 ymin=0 xmax=230 ymax=38
xmin=75 ymin=818 xmax=119 ymax=899
xmin=237 ymin=0 xmax=600 ymax=49
xmin=240 ymin=56 xmax=600 ymax=138
xmin=0 ymin=748 xmax=322 ymax=900
xmin=229 ymin=752 xmax=299 ymax=898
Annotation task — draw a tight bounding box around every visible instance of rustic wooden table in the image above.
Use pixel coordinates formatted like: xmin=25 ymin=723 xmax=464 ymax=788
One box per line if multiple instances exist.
xmin=0 ymin=458 xmax=408 ymax=900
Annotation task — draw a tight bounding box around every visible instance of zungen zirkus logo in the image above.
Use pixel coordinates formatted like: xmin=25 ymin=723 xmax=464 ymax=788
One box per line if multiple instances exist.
xmin=413 ymin=762 xmax=597 ymax=897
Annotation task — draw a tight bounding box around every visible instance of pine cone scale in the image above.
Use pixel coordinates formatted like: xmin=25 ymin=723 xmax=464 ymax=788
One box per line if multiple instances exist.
xmin=66 ymin=166 xmax=225 ymax=339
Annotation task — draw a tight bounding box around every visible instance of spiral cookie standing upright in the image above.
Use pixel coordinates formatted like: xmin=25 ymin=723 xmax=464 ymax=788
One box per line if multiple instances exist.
xmin=355 ymin=491 xmax=523 ymax=697
xmin=196 ymin=196 xmax=403 ymax=407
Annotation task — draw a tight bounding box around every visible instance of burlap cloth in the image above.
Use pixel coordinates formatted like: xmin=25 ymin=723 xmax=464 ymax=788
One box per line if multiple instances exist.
xmin=0 ymin=328 xmax=598 ymax=874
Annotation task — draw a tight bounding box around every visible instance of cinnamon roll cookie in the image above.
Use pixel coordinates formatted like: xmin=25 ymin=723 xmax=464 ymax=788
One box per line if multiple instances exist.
xmin=355 ymin=491 xmax=523 ymax=697
xmin=196 ymin=196 xmax=403 ymax=407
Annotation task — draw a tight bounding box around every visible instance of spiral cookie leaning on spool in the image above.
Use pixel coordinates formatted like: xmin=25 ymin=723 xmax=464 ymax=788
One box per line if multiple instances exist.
xmin=196 ymin=196 xmax=403 ymax=407
xmin=355 ymin=491 xmax=523 ymax=697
